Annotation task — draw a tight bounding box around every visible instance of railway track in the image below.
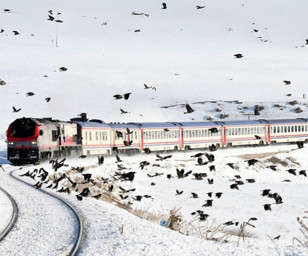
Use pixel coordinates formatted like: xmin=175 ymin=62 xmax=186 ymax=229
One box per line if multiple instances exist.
xmin=0 ymin=187 xmax=18 ymax=242
xmin=9 ymin=170 xmax=84 ymax=256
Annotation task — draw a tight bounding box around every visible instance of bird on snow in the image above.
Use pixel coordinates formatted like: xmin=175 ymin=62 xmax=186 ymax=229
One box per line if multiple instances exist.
xmin=175 ymin=190 xmax=183 ymax=195
xmin=191 ymin=192 xmax=199 ymax=198
xmin=184 ymin=104 xmax=194 ymax=114
xmin=263 ymin=204 xmax=272 ymax=211
xmin=283 ymin=80 xmax=291 ymax=85
xmin=59 ymin=67 xmax=67 ymax=71
xmin=226 ymin=163 xmax=235 ymax=169
xmin=299 ymin=170 xmax=307 ymax=177
xmin=215 ymin=192 xmax=223 ymax=198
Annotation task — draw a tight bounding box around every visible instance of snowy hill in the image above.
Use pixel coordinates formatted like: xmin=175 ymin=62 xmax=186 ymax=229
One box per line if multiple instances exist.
xmin=1 ymin=0 xmax=308 ymax=136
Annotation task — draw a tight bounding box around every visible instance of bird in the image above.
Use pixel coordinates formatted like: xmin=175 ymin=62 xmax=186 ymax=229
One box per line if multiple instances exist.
xmin=144 ymin=83 xmax=152 ymax=89
xmin=191 ymin=192 xmax=199 ymax=198
xmin=207 ymin=192 xmax=212 ymax=198
xmin=247 ymin=159 xmax=259 ymax=166
xmin=254 ymin=135 xmax=261 ymax=140
xmin=133 ymin=195 xmax=143 ymax=201
xmin=196 ymin=157 xmax=207 ymax=166
xmin=246 ymin=179 xmax=255 ymax=183
xmin=299 ymin=170 xmax=307 ymax=177
xmin=76 ymin=195 xmax=83 ymax=201
xmin=156 ymin=154 xmax=172 ymax=161
xmin=45 ymin=97 xmax=51 ymax=102
xmin=120 ymin=109 xmax=129 ymax=114
xmin=116 ymin=131 xmax=123 ymax=138
xmin=134 ymin=29 xmax=141 ymax=33
xmin=202 ymin=200 xmax=213 ymax=207
xmin=123 ymin=93 xmax=131 ymax=100
xmin=191 ymin=153 xmax=204 ymax=158
xmin=230 ymin=184 xmax=239 ymax=190
xmin=82 ymin=173 xmax=92 ymax=182
xmin=273 ymin=235 xmax=280 ymax=240
xmin=176 ymin=190 xmax=183 ymax=195
xmin=196 ymin=6 xmax=206 ymax=9
xmin=209 ymin=128 xmax=218 ymax=133
xmin=215 ymin=192 xmax=223 ymax=198
xmin=140 ymin=161 xmax=150 ymax=170
xmin=224 ymin=221 xmax=234 ymax=226
xmin=209 ymin=165 xmax=216 ymax=172
xmin=207 ymin=178 xmax=214 ymax=184
xmin=12 ymin=30 xmax=20 ymax=35
xmin=12 ymin=106 xmax=21 ymax=112
xmin=261 ymin=189 xmax=271 ymax=196
xmin=79 ymin=155 xmax=87 ymax=158
xmin=184 ymin=104 xmax=194 ymax=114
xmin=55 ymin=19 xmax=63 ymax=23
xmin=0 ymin=28 xmax=4 ymax=33
xmin=59 ymin=67 xmax=67 ymax=72
xmin=283 ymin=80 xmax=291 ymax=85
xmin=234 ymin=53 xmax=243 ymax=58
xmin=205 ymin=153 xmax=215 ymax=162
xmin=267 ymin=165 xmax=277 ymax=171
xmin=287 ymin=169 xmax=296 ymax=176
xmin=263 ymin=204 xmax=272 ymax=211
xmin=113 ymin=94 xmax=123 ymax=100
xmin=226 ymin=163 xmax=234 ymax=169
xmin=78 ymin=112 xmax=87 ymax=120
xmin=98 ymin=155 xmax=104 ymax=165
xmin=115 ymin=155 xmax=122 ymax=163
xmin=123 ymin=140 xmax=133 ymax=146
xmin=162 ymin=3 xmax=167 ymax=9
xmin=26 ymin=92 xmax=35 ymax=96
xmin=47 ymin=15 xmax=54 ymax=21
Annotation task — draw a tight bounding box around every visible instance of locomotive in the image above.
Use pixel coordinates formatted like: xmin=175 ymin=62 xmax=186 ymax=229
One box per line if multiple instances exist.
xmin=7 ymin=116 xmax=308 ymax=164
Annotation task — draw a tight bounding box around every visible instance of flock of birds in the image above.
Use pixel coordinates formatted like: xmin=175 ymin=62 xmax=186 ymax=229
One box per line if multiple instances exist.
xmin=15 ymin=141 xmax=307 ymax=242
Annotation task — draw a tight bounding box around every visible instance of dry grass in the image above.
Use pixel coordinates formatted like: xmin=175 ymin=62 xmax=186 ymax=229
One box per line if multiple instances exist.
xmin=293 ymin=211 xmax=308 ymax=248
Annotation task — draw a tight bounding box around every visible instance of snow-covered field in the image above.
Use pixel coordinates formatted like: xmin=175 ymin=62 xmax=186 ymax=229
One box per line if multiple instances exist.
xmin=1 ymin=0 xmax=308 ymax=255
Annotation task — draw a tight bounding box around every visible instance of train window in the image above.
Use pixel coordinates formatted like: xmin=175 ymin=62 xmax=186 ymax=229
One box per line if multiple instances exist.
xmin=191 ymin=130 xmax=195 ymax=138
xmin=89 ymin=131 xmax=92 ymax=141
xmin=277 ymin=127 xmax=280 ymax=133
xmin=52 ymin=130 xmax=58 ymax=141
xmin=273 ymin=127 xmax=276 ymax=133
xmin=284 ymin=126 xmax=287 ymax=133
xmin=102 ymin=131 xmax=107 ymax=141
xmin=205 ymin=129 xmax=208 ymax=137
xmin=295 ymin=126 xmax=298 ymax=132
xmin=135 ymin=131 xmax=137 ymax=140
xmin=298 ymin=126 xmax=301 ymax=132
xmin=96 ymin=131 xmax=98 ymax=141
xmin=154 ymin=131 xmax=157 ymax=139
xmin=306 ymin=125 xmax=308 ymax=132
xmin=85 ymin=131 xmax=88 ymax=141
xmin=291 ymin=126 xmax=294 ymax=132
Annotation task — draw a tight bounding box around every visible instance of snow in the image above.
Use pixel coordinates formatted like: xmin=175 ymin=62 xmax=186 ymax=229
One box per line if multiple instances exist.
xmin=1 ymin=0 xmax=308 ymax=255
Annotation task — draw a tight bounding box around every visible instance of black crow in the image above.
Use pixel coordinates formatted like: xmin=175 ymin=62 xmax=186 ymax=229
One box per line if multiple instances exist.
xmin=199 ymin=213 xmax=209 ymax=221
xmin=247 ymin=159 xmax=258 ymax=166
xmin=167 ymin=174 xmax=172 ymax=179
xmin=261 ymin=189 xmax=271 ymax=196
xmin=209 ymin=165 xmax=216 ymax=172
xmin=202 ymin=200 xmax=213 ymax=207
xmin=267 ymin=165 xmax=277 ymax=171
xmin=0 ymin=28 xmax=4 ymax=33
xmin=254 ymin=135 xmax=261 ymax=140
xmin=156 ymin=154 xmax=172 ymax=161
xmin=79 ymin=155 xmax=87 ymax=158
xmin=144 ymin=148 xmax=151 ymax=154
xmin=124 ymin=140 xmax=133 ymax=146
xmin=98 ymin=155 xmax=104 ymax=165
xmin=12 ymin=106 xmax=21 ymax=112
xmin=12 ymin=30 xmax=20 ymax=35
xmin=55 ymin=19 xmax=63 ymax=23
xmin=144 ymin=83 xmax=152 ymax=89
xmin=191 ymin=153 xmax=204 ymax=158
xmin=126 ymin=128 xmax=133 ymax=135
xmin=120 ymin=109 xmax=129 ymax=114
xmin=45 ymin=97 xmax=51 ymax=102
xmin=113 ymin=94 xmax=123 ymax=100
xmin=59 ymin=67 xmax=67 ymax=71
xmin=116 ymin=155 xmax=122 ymax=163
xmin=26 ymin=92 xmax=35 ymax=96
xmin=287 ymin=169 xmax=296 ymax=176
xmin=196 ymin=6 xmax=206 ymax=9
xmin=116 ymin=131 xmax=123 ymax=138
xmin=205 ymin=153 xmax=215 ymax=162
xmin=283 ymin=80 xmax=291 ymax=85
xmin=209 ymin=127 xmax=218 ymax=133
xmin=230 ymin=184 xmax=239 ymax=190
xmin=263 ymin=204 xmax=271 ymax=211
xmin=207 ymin=192 xmax=212 ymax=198
xmin=176 ymin=190 xmax=183 ymax=195
xmin=299 ymin=170 xmax=307 ymax=177
xmin=191 ymin=192 xmax=199 ymax=198
xmin=133 ymin=195 xmax=143 ymax=201
xmin=226 ymin=163 xmax=234 ymax=169
xmin=234 ymin=53 xmax=243 ymax=58
xmin=48 ymin=15 xmax=54 ymax=21
xmin=162 ymin=3 xmax=167 ymax=9
xmin=215 ymin=192 xmax=223 ymax=198
xmin=224 ymin=221 xmax=234 ymax=226
xmin=76 ymin=195 xmax=83 ymax=201
xmin=273 ymin=235 xmax=280 ymax=240
xmin=207 ymin=178 xmax=214 ymax=184
xmin=196 ymin=157 xmax=207 ymax=166
xmin=123 ymin=93 xmax=131 ymax=100
xmin=246 ymin=179 xmax=255 ymax=183
xmin=184 ymin=104 xmax=194 ymax=114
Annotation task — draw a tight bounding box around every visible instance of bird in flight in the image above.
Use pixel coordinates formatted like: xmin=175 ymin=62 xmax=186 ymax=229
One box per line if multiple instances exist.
xmin=12 ymin=106 xmax=21 ymax=112
xmin=162 ymin=3 xmax=167 ymax=9
xmin=184 ymin=104 xmax=194 ymax=114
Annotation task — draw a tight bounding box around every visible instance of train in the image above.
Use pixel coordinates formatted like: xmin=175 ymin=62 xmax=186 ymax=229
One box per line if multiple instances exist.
xmin=6 ymin=116 xmax=308 ymax=164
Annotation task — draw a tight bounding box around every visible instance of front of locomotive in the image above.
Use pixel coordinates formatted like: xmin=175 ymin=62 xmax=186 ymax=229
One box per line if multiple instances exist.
xmin=7 ymin=118 xmax=40 ymax=164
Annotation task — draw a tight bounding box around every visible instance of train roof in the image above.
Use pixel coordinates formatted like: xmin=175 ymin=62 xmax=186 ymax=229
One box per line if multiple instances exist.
xmin=108 ymin=123 xmax=141 ymax=129
xmin=267 ymin=118 xmax=308 ymax=125
xmin=134 ymin=122 xmax=182 ymax=128
xmin=180 ymin=121 xmax=223 ymax=128
xmin=223 ymin=120 xmax=269 ymax=126
xmin=72 ymin=120 xmax=111 ymax=128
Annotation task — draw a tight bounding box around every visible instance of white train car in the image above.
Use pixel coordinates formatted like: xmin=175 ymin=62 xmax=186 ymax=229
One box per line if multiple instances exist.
xmin=223 ymin=120 xmax=269 ymax=147
xmin=180 ymin=122 xmax=224 ymax=149
xmin=72 ymin=118 xmax=112 ymax=156
xmin=109 ymin=123 xmax=141 ymax=153
xmin=268 ymin=118 xmax=308 ymax=144
xmin=139 ymin=122 xmax=182 ymax=152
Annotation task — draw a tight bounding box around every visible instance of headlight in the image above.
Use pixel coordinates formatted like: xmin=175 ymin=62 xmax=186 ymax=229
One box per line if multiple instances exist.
xmin=8 ymin=142 xmax=14 ymax=145
xmin=31 ymin=141 xmax=37 ymax=145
